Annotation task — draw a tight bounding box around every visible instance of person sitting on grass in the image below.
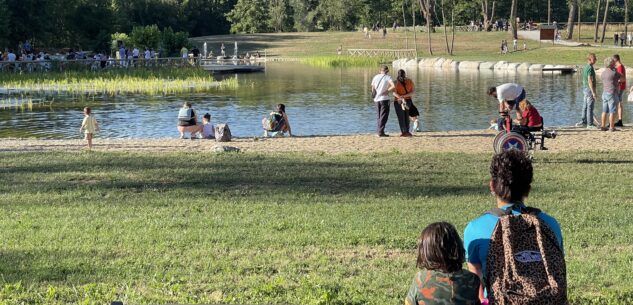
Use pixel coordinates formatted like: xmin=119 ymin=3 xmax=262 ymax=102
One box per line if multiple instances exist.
xmin=262 ymin=103 xmax=292 ymax=137
xmin=177 ymin=102 xmax=202 ymax=139
xmin=79 ymin=107 xmax=100 ymax=150
xmin=201 ymin=113 xmax=215 ymax=139
xmin=405 ymin=222 xmax=481 ymax=305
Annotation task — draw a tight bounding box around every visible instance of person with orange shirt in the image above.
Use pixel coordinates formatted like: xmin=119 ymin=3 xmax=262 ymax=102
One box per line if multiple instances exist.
xmin=393 ymin=69 xmax=417 ymax=136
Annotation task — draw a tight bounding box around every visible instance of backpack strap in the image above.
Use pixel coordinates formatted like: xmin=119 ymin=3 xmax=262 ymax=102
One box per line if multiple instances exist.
xmin=484 ymin=202 xmax=541 ymax=217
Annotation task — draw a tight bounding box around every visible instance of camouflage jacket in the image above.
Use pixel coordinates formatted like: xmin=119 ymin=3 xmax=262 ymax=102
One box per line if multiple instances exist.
xmin=405 ymin=269 xmax=481 ymax=305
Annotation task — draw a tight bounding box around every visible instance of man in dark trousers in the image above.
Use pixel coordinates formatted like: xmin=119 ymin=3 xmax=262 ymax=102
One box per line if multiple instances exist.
xmin=371 ymin=65 xmax=395 ymax=137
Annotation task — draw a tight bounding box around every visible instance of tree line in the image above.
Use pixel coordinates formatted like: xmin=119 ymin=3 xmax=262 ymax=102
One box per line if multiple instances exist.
xmin=0 ymin=0 xmax=631 ymax=52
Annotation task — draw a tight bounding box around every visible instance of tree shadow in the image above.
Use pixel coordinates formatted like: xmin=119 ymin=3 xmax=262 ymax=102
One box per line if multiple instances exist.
xmin=0 ymin=153 xmax=488 ymax=200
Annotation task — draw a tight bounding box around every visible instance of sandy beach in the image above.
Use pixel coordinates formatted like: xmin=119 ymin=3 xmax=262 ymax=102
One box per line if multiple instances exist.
xmin=1 ymin=127 xmax=632 ymax=154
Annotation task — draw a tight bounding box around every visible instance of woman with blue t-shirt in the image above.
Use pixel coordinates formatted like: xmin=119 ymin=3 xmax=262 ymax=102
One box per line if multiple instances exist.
xmin=463 ymin=151 xmax=564 ymax=303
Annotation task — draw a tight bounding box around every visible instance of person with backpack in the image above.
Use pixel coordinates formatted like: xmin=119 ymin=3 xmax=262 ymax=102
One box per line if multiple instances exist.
xmin=405 ymin=222 xmax=481 ymax=305
xmin=177 ymin=102 xmax=202 ymax=139
xmin=262 ymin=103 xmax=292 ymax=137
xmin=463 ymin=151 xmax=566 ymax=305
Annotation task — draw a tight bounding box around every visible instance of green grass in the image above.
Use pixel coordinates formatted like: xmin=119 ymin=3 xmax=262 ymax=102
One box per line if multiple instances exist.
xmin=299 ymin=56 xmax=390 ymax=68
xmin=1 ymin=151 xmax=632 ymax=304
xmin=0 ymin=68 xmax=239 ymax=97
xmin=193 ymin=31 xmax=633 ymax=66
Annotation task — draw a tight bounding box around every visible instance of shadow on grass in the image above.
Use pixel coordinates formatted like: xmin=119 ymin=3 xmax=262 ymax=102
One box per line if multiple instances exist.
xmin=0 ymin=250 xmax=102 ymax=284
xmin=0 ymin=152 xmax=487 ymax=199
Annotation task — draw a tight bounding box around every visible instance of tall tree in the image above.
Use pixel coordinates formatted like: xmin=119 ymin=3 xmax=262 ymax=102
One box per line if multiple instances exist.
xmin=226 ymin=0 xmax=270 ymax=33
xmin=480 ymin=0 xmax=496 ymax=31
xmin=625 ymin=0 xmax=629 ymax=41
xmin=594 ymin=0 xmax=602 ymax=42
xmin=289 ymin=0 xmax=317 ymax=32
xmin=419 ymin=0 xmax=433 ymax=54
xmin=269 ymin=0 xmax=288 ymax=32
xmin=566 ymin=0 xmax=578 ymax=39
xmin=440 ymin=0 xmax=456 ymax=55
xmin=0 ymin=0 xmax=9 ymax=47
xmin=510 ymin=0 xmax=518 ymax=39
xmin=600 ymin=0 xmax=610 ymax=43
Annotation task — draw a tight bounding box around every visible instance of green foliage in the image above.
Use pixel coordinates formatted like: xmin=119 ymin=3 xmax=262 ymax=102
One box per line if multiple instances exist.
xmin=161 ymin=27 xmax=191 ymax=57
xmin=226 ymin=0 xmax=271 ymax=33
xmin=130 ymin=25 xmax=162 ymax=50
xmin=0 ymin=0 xmax=10 ymax=47
xmin=110 ymin=32 xmax=130 ymax=54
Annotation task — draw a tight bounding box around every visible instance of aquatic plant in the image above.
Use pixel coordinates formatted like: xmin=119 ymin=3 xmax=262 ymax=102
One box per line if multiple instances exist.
xmin=299 ymin=56 xmax=390 ymax=68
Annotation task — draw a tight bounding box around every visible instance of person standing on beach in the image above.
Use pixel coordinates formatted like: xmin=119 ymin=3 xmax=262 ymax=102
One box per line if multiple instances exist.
xmin=614 ymin=54 xmax=626 ymax=127
xmin=79 ymin=107 xmax=100 ymax=150
xmin=577 ymin=53 xmax=598 ymax=128
xmin=600 ymin=56 xmax=620 ymax=131
xmin=371 ymin=65 xmax=395 ymax=137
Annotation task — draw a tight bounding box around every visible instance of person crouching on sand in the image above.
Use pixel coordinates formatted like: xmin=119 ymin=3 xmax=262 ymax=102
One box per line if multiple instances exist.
xmin=79 ymin=107 xmax=100 ymax=150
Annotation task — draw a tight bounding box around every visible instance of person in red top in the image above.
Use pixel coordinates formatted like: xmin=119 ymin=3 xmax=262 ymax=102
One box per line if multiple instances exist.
xmin=614 ymin=54 xmax=626 ymax=127
xmin=513 ymin=100 xmax=542 ymax=131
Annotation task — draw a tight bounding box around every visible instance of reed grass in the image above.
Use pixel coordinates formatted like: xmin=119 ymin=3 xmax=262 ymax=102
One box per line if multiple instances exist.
xmin=299 ymin=56 xmax=389 ymax=68
xmin=0 ymin=68 xmax=239 ymax=97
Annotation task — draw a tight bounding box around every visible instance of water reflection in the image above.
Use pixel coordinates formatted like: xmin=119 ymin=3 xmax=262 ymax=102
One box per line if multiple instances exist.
xmin=0 ymin=62 xmax=628 ymax=139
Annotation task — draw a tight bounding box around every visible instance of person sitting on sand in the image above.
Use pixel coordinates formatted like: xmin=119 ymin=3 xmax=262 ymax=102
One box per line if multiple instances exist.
xmin=262 ymin=103 xmax=292 ymax=137
xmin=177 ymin=102 xmax=202 ymax=139
xmin=201 ymin=113 xmax=215 ymax=139
xmin=405 ymin=222 xmax=480 ymax=305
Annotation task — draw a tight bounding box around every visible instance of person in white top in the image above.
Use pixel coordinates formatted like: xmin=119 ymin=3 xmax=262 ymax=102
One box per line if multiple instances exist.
xmin=487 ymin=83 xmax=526 ymax=113
xmin=144 ymin=49 xmax=151 ymax=59
xmin=132 ymin=48 xmax=140 ymax=58
xmin=371 ymin=65 xmax=396 ymax=137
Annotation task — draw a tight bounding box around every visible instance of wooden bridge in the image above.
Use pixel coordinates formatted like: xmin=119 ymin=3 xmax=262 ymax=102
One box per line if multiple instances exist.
xmin=347 ymin=49 xmax=417 ymax=58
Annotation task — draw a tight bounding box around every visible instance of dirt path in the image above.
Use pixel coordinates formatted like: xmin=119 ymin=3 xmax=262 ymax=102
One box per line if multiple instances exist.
xmin=1 ymin=127 xmax=632 ymax=154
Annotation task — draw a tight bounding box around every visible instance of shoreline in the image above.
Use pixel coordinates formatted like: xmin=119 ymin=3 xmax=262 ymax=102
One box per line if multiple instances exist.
xmin=1 ymin=127 xmax=632 ymax=154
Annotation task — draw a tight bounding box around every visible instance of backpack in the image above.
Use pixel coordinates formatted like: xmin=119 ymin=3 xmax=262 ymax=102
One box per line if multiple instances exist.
xmin=214 ymin=123 xmax=232 ymax=142
xmin=262 ymin=112 xmax=284 ymax=131
xmin=178 ymin=108 xmax=193 ymax=121
xmin=485 ymin=205 xmax=567 ymax=305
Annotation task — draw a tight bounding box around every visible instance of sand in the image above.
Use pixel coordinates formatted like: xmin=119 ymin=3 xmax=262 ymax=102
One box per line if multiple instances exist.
xmin=1 ymin=127 xmax=632 ymax=154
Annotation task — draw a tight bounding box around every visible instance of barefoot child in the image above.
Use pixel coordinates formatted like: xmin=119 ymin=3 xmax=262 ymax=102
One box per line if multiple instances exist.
xmin=79 ymin=107 xmax=99 ymax=149
xmin=405 ymin=222 xmax=481 ymax=305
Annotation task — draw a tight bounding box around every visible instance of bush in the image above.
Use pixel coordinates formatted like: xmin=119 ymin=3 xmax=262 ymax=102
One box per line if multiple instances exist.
xmin=130 ymin=25 xmax=161 ymax=50
xmin=110 ymin=32 xmax=130 ymax=54
xmin=161 ymin=27 xmax=191 ymax=57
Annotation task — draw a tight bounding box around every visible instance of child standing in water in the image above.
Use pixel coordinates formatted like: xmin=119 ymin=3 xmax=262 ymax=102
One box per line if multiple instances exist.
xmin=79 ymin=107 xmax=100 ymax=150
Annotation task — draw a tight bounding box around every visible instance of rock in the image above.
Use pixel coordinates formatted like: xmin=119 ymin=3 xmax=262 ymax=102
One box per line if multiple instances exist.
xmin=529 ymin=64 xmax=544 ymax=72
xmin=517 ymin=63 xmax=531 ymax=72
xmin=405 ymin=59 xmax=419 ymax=69
xmin=420 ymin=57 xmax=440 ymax=67
xmin=459 ymin=61 xmax=481 ymax=70
xmin=213 ymin=145 xmax=241 ymax=153
xmin=479 ymin=62 xmax=496 ymax=70
xmin=449 ymin=61 xmax=460 ymax=70
xmin=433 ymin=57 xmax=446 ymax=68
xmin=494 ymin=61 xmax=508 ymax=70
xmin=441 ymin=58 xmax=453 ymax=68
xmin=505 ymin=63 xmax=520 ymax=71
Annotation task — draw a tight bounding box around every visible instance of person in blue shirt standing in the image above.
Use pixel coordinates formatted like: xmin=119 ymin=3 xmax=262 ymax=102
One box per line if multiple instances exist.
xmin=463 ymin=151 xmax=563 ymax=303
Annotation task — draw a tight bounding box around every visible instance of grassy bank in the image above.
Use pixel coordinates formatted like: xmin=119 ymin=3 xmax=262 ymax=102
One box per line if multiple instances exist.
xmin=0 ymin=68 xmax=238 ymax=97
xmin=1 ymin=151 xmax=632 ymax=304
xmin=193 ymin=31 xmax=633 ymax=66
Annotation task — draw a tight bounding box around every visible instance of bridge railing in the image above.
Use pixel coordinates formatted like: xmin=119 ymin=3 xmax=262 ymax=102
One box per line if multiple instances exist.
xmin=347 ymin=49 xmax=417 ymax=58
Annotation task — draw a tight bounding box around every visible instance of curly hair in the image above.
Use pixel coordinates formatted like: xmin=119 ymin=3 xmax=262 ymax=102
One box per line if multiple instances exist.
xmin=490 ymin=150 xmax=533 ymax=203
xmin=416 ymin=222 xmax=465 ymax=273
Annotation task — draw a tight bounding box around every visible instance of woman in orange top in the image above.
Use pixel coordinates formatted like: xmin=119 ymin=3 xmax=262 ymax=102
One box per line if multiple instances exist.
xmin=394 ymin=69 xmax=420 ymax=136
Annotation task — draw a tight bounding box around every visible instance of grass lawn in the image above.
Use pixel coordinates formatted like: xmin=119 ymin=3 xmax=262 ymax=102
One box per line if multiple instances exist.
xmin=1 ymin=151 xmax=633 ymax=304
xmin=192 ymin=31 xmax=633 ymax=66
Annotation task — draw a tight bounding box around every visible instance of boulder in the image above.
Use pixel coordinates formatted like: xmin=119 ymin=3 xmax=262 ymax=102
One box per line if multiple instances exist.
xmin=505 ymin=63 xmax=520 ymax=71
xmin=479 ymin=62 xmax=496 ymax=70
xmin=420 ymin=57 xmax=440 ymax=67
xmin=494 ymin=61 xmax=509 ymax=70
xmin=433 ymin=57 xmax=446 ymax=68
xmin=449 ymin=61 xmax=460 ymax=70
xmin=517 ymin=63 xmax=531 ymax=72
xmin=459 ymin=61 xmax=481 ymax=70
xmin=405 ymin=59 xmax=419 ymax=69
xmin=529 ymin=64 xmax=544 ymax=72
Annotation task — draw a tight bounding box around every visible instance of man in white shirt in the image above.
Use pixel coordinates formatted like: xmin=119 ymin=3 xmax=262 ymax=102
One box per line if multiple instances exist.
xmin=144 ymin=49 xmax=151 ymax=59
xmin=488 ymin=83 xmax=526 ymax=113
xmin=371 ymin=65 xmax=396 ymax=137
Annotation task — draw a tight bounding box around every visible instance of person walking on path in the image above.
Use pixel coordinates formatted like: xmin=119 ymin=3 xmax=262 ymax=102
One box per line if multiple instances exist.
xmin=614 ymin=54 xmax=626 ymax=127
xmin=600 ymin=56 xmax=621 ymax=131
xmin=393 ymin=69 xmax=415 ymax=137
xmin=576 ymin=53 xmax=598 ymax=129
xmin=371 ymin=65 xmax=395 ymax=137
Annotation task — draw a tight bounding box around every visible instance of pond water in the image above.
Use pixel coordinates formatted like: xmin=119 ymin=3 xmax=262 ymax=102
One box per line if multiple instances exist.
xmin=0 ymin=62 xmax=629 ymax=139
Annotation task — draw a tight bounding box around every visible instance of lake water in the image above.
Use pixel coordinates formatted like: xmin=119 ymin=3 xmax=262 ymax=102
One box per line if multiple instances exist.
xmin=0 ymin=62 xmax=628 ymax=139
